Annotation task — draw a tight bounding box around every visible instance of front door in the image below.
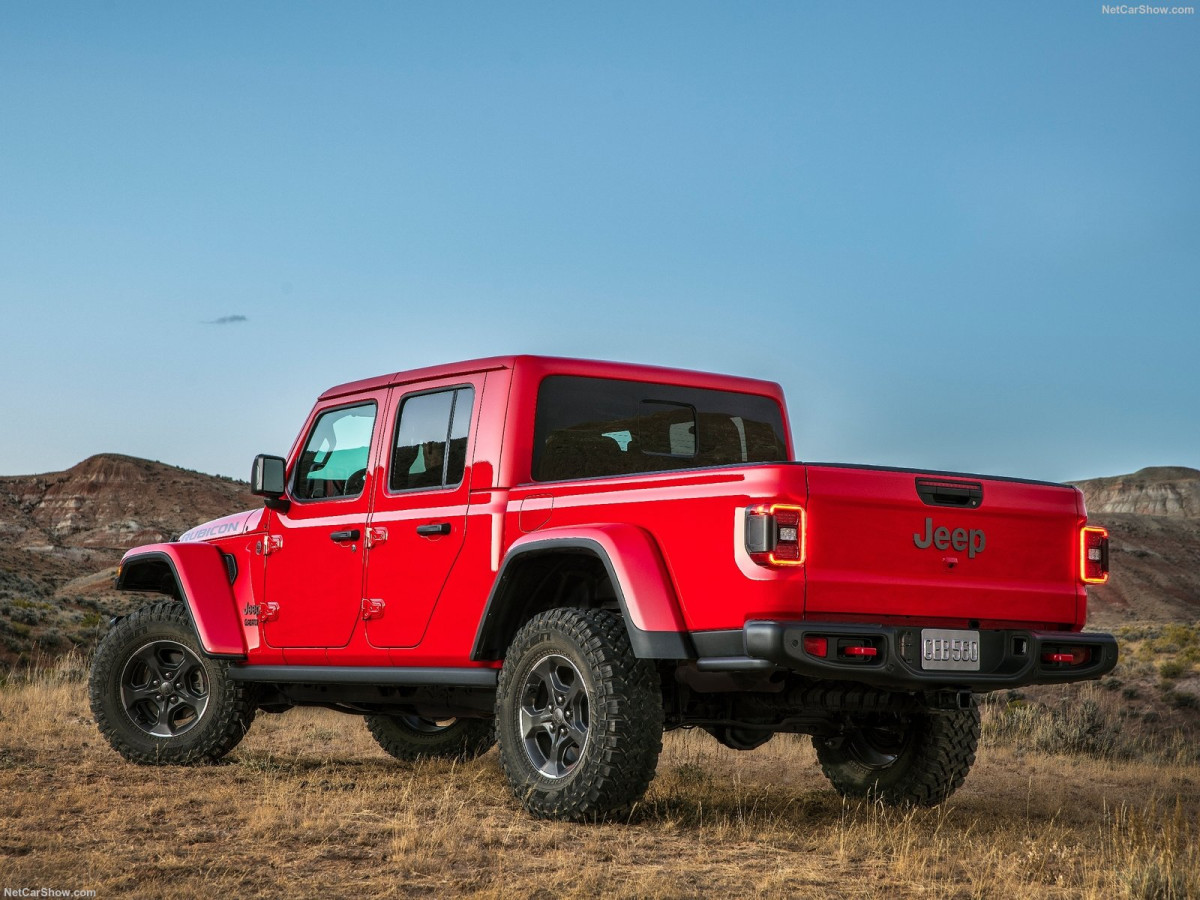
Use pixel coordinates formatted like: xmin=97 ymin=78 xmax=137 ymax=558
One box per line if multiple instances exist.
xmin=264 ymin=396 xmax=383 ymax=648
xmin=362 ymin=379 xmax=479 ymax=648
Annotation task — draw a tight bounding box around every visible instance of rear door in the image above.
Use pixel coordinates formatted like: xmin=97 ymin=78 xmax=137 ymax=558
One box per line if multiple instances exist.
xmin=804 ymin=466 xmax=1083 ymax=629
xmin=362 ymin=377 xmax=481 ymax=647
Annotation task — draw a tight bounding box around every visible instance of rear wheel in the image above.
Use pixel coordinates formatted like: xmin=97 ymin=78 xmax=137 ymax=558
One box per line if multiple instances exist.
xmin=365 ymin=713 xmax=494 ymax=762
xmin=89 ymin=601 xmax=255 ymax=765
xmin=495 ymin=608 xmax=663 ymax=820
xmin=813 ymin=700 xmax=980 ymax=806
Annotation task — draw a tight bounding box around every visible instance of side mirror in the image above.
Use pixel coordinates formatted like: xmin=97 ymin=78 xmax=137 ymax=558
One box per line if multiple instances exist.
xmin=250 ymin=454 xmax=290 ymax=512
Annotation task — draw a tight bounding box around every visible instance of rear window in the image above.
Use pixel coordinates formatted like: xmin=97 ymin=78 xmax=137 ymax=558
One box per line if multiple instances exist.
xmin=532 ymin=375 xmax=788 ymax=482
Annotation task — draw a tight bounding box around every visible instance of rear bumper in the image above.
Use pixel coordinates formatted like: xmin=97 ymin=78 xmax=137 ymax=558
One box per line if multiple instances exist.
xmin=740 ymin=621 xmax=1118 ymax=691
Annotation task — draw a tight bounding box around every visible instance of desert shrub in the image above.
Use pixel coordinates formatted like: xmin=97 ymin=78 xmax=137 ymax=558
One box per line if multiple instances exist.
xmin=1162 ymin=690 xmax=1198 ymax=711
xmin=1158 ymin=659 xmax=1186 ymax=681
xmin=1155 ymin=623 xmax=1198 ymax=650
xmin=984 ymin=697 xmax=1122 ymax=757
xmin=9 ymin=607 xmax=40 ymax=627
xmin=1117 ymin=624 xmax=1156 ymax=642
xmin=1037 ymin=699 xmax=1121 ymax=757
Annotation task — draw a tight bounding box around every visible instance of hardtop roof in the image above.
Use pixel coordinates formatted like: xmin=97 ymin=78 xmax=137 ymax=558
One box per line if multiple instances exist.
xmin=318 ymin=355 xmax=785 ymax=401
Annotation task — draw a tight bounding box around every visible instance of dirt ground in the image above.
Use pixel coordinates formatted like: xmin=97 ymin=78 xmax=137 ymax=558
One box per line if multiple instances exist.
xmin=1 ymin=667 xmax=1197 ymax=900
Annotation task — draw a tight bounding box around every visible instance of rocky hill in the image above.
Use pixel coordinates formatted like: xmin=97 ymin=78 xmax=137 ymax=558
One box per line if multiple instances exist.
xmin=0 ymin=453 xmax=252 ymax=551
xmin=1074 ymin=466 xmax=1200 ymax=518
xmin=1070 ymin=467 xmax=1200 ymax=628
xmin=0 ymin=455 xmax=253 ymax=665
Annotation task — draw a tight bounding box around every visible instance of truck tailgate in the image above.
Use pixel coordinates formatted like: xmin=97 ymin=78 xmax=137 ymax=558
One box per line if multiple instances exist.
xmin=804 ymin=465 xmax=1085 ymax=629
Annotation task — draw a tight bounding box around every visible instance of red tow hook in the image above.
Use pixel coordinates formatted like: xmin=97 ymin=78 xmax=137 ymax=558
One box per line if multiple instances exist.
xmin=843 ymin=645 xmax=878 ymax=658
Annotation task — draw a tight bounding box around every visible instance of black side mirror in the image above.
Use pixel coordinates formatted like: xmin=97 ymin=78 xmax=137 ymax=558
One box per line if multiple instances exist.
xmin=250 ymin=454 xmax=290 ymax=512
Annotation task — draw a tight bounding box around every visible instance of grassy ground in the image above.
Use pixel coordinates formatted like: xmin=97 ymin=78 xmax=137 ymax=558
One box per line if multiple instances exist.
xmin=1 ymin=654 xmax=1197 ymax=899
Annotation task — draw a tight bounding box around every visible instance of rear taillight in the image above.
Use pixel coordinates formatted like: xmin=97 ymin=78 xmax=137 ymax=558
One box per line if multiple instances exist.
xmin=745 ymin=503 xmax=806 ymax=567
xmin=1080 ymin=526 xmax=1109 ymax=584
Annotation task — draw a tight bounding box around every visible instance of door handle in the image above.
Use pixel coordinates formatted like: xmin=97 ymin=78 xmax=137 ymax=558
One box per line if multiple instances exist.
xmin=330 ymin=529 xmax=361 ymax=542
xmin=416 ymin=522 xmax=451 ymax=536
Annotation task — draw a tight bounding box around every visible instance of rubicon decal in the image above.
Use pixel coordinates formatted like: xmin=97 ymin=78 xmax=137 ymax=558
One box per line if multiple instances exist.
xmin=913 ymin=517 xmax=986 ymax=558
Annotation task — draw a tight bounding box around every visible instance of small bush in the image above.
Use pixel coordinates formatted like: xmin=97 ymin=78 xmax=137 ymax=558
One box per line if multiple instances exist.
xmin=1159 ymin=659 xmax=1186 ymax=681
xmin=1163 ymin=690 xmax=1198 ymax=711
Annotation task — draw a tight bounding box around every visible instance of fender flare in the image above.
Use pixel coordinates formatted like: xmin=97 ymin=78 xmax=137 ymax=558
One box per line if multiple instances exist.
xmin=115 ymin=543 xmax=247 ymax=658
xmin=470 ymin=524 xmax=694 ymax=661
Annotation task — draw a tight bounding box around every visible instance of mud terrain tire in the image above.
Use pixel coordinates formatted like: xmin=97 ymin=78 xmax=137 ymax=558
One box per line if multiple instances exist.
xmin=813 ymin=700 xmax=980 ymax=806
xmin=496 ymin=608 xmax=663 ymax=820
xmin=89 ymin=601 xmax=255 ymax=765
xmin=365 ymin=714 xmax=494 ymax=762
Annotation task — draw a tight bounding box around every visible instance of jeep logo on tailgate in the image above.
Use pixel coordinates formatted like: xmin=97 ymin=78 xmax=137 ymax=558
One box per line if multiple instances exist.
xmin=914 ymin=517 xmax=986 ymax=558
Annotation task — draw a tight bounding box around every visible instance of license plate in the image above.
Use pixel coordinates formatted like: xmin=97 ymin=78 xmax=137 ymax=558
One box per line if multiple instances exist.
xmin=920 ymin=629 xmax=981 ymax=671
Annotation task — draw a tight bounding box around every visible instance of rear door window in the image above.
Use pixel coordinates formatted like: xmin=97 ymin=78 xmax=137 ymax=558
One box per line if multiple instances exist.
xmin=390 ymin=387 xmax=474 ymax=492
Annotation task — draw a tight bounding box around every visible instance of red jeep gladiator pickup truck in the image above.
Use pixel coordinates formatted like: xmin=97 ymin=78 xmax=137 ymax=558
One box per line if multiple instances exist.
xmin=90 ymin=355 xmax=1117 ymax=819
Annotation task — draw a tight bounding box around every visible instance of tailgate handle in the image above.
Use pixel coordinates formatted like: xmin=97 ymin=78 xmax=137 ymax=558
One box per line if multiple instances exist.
xmin=915 ymin=479 xmax=982 ymax=508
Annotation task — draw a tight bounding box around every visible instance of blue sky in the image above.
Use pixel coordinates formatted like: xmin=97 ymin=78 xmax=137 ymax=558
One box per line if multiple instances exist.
xmin=1 ymin=3 xmax=1196 ymax=484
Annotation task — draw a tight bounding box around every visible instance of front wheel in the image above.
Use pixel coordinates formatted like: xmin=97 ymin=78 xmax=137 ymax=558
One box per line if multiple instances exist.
xmin=813 ymin=701 xmax=980 ymax=806
xmin=495 ymin=608 xmax=663 ymax=820
xmin=89 ymin=601 xmax=255 ymax=765
xmin=365 ymin=713 xmax=494 ymax=762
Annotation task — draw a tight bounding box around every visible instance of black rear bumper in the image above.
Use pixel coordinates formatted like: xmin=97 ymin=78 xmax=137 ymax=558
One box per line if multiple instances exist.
xmin=739 ymin=621 xmax=1118 ymax=692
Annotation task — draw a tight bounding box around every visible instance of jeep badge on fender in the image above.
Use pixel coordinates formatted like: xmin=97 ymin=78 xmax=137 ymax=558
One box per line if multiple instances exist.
xmin=914 ymin=517 xmax=986 ymax=558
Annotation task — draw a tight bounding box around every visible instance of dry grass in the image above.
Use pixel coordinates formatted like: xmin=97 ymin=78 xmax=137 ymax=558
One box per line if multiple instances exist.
xmin=1 ymin=655 xmax=1198 ymax=899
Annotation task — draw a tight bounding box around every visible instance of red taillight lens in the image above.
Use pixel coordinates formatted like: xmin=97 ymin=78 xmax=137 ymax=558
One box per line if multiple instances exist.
xmin=745 ymin=503 xmax=807 ymax=567
xmin=1080 ymin=526 xmax=1109 ymax=584
xmin=803 ymin=635 xmax=828 ymax=657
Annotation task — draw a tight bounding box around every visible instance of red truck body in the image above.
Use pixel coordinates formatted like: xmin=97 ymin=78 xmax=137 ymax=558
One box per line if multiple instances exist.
xmin=97 ymin=354 xmax=1117 ymax=815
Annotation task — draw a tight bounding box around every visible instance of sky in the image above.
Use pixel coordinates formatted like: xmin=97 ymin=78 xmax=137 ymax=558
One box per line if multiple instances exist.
xmin=1 ymin=2 xmax=1196 ymax=485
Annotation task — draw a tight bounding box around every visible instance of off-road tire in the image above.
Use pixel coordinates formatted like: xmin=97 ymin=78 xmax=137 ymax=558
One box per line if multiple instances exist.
xmin=89 ymin=601 xmax=255 ymax=765
xmin=813 ymin=701 xmax=980 ymax=806
xmin=365 ymin=714 xmax=494 ymax=762
xmin=495 ymin=607 xmax=663 ymax=820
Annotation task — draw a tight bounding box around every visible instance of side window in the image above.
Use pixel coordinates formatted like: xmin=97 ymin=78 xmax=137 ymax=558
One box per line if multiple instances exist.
xmin=531 ymin=376 xmax=788 ymax=482
xmin=390 ymin=387 xmax=474 ymax=492
xmin=293 ymin=402 xmax=376 ymax=500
